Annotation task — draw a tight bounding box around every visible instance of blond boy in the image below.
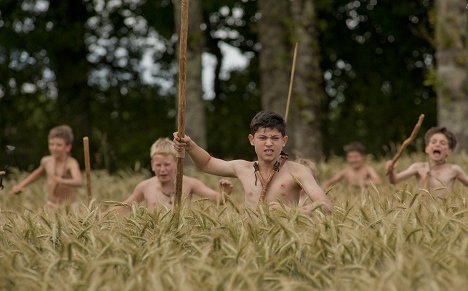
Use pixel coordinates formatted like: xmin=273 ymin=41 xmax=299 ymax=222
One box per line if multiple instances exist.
xmin=386 ymin=127 xmax=468 ymax=197
xmin=323 ymin=142 xmax=382 ymax=189
xmin=174 ymin=111 xmax=332 ymax=214
xmin=9 ymin=125 xmax=82 ymax=210
xmin=108 ymin=138 xmax=233 ymax=214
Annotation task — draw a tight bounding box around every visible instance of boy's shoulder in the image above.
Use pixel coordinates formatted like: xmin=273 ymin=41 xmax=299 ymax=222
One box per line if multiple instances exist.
xmin=40 ymin=155 xmax=54 ymax=164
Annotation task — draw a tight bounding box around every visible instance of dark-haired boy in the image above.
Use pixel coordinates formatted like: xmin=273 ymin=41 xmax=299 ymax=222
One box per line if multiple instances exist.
xmin=174 ymin=111 xmax=332 ymax=214
xmin=386 ymin=127 xmax=468 ymax=197
xmin=323 ymin=142 xmax=382 ymax=189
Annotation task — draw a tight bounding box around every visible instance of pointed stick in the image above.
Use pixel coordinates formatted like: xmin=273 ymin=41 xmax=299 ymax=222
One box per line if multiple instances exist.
xmin=284 ymin=42 xmax=298 ymax=123
xmin=386 ymin=114 xmax=425 ymax=174
xmin=175 ymin=0 xmax=189 ymax=207
xmin=83 ymin=137 xmax=92 ymax=202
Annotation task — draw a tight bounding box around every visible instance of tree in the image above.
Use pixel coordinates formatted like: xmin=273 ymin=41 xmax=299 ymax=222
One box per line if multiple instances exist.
xmin=289 ymin=0 xmax=325 ymax=160
xmin=435 ymin=0 xmax=467 ymax=152
xmin=257 ymin=0 xmax=324 ymax=160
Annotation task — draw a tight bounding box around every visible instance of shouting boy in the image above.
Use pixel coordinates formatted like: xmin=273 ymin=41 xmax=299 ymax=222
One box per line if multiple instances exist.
xmin=174 ymin=111 xmax=332 ymax=214
xmin=9 ymin=125 xmax=83 ymax=210
xmin=386 ymin=127 xmax=468 ymax=197
xmin=323 ymin=142 xmax=382 ymax=189
xmin=107 ymin=138 xmax=233 ymax=215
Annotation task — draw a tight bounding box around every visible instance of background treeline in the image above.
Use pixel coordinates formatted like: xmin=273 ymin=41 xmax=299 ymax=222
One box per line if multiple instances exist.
xmin=0 ymin=0 xmax=466 ymax=171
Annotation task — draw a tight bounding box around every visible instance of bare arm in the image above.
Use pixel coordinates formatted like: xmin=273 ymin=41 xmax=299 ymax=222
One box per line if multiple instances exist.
xmin=385 ymin=161 xmax=419 ymax=184
xmin=366 ymin=166 xmax=382 ymax=185
xmin=294 ymin=164 xmax=332 ymax=214
xmin=454 ymin=165 xmax=468 ymax=186
xmin=9 ymin=162 xmax=46 ymax=195
xmin=174 ymin=133 xmax=238 ymax=177
xmin=188 ymin=177 xmax=233 ymax=204
xmin=107 ymin=183 xmax=145 ymax=215
xmin=322 ymin=170 xmax=345 ymax=189
xmin=53 ymin=159 xmax=82 ymax=187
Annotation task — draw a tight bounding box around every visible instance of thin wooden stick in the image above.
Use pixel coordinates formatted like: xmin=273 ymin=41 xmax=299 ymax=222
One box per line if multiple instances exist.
xmin=284 ymin=42 xmax=298 ymax=123
xmin=83 ymin=137 xmax=92 ymax=202
xmin=387 ymin=114 xmax=425 ymax=174
xmin=175 ymin=0 xmax=189 ymax=207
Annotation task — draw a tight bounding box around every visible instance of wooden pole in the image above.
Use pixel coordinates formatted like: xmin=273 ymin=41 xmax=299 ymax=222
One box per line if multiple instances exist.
xmin=284 ymin=42 xmax=298 ymax=123
xmin=387 ymin=114 xmax=425 ymax=174
xmin=175 ymin=0 xmax=189 ymax=207
xmin=83 ymin=137 xmax=92 ymax=202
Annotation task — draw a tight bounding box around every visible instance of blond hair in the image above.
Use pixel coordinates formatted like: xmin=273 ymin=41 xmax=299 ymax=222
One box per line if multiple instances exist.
xmin=48 ymin=125 xmax=74 ymax=145
xmin=150 ymin=138 xmax=176 ymax=158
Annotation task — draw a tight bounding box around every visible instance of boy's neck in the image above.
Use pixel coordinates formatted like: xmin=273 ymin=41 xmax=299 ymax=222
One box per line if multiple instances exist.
xmin=429 ymin=159 xmax=446 ymax=167
xmin=54 ymin=154 xmax=69 ymax=161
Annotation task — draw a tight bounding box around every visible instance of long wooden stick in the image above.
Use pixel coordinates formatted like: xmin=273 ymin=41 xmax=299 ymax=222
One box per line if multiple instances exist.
xmin=83 ymin=137 xmax=92 ymax=202
xmin=175 ymin=0 xmax=189 ymax=207
xmin=387 ymin=114 xmax=425 ymax=174
xmin=284 ymin=42 xmax=298 ymax=123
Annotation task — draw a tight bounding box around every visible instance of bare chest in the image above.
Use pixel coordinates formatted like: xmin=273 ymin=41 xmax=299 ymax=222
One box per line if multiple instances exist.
xmin=238 ymin=170 xmax=300 ymax=208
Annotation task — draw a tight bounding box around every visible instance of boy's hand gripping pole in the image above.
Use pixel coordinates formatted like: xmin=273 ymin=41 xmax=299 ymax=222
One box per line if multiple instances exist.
xmin=387 ymin=114 xmax=425 ymax=174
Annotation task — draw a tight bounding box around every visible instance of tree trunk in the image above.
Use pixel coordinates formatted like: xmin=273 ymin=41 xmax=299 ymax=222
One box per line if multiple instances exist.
xmin=289 ymin=0 xmax=324 ymax=160
xmin=257 ymin=0 xmax=324 ymax=160
xmin=257 ymin=0 xmax=290 ymax=114
xmin=435 ymin=0 xmax=468 ymax=152
xmin=174 ymin=0 xmax=207 ymax=148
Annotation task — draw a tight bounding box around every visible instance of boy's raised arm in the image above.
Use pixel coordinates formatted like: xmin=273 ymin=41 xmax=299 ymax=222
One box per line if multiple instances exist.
xmin=9 ymin=162 xmax=46 ymax=195
xmin=385 ymin=161 xmax=418 ymax=184
xmin=322 ymin=170 xmax=345 ymax=189
xmin=367 ymin=166 xmax=382 ymax=185
xmin=454 ymin=165 xmax=468 ymax=186
xmin=295 ymin=164 xmax=332 ymax=214
xmin=173 ymin=133 xmax=237 ymax=177
xmin=189 ymin=177 xmax=233 ymax=204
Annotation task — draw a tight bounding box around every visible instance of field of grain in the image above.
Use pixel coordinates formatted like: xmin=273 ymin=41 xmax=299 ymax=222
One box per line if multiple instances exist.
xmin=1 ymin=154 xmax=467 ymax=290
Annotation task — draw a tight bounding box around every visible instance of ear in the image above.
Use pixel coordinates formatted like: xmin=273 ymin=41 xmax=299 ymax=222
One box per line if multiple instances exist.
xmin=282 ymin=135 xmax=288 ymax=146
xmin=248 ymin=134 xmax=254 ymax=146
xmin=424 ymin=145 xmax=430 ymax=154
xmin=66 ymin=144 xmax=72 ymax=153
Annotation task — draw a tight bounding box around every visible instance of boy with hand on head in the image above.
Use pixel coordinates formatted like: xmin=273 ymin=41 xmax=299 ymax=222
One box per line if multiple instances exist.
xmin=386 ymin=127 xmax=468 ymax=197
xmin=107 ymin=138 xmax=233 ymax=215
xmin=323 ymin=142 xmax=382 ymax=189
xmin=9 ymin=125 xmax=83 ymax=210
xmin=173 ymin=111 xmax=332 ymax=214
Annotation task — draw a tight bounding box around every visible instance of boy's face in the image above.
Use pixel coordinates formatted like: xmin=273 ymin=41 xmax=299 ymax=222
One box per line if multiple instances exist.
xmin=248 ymin=127 xmax=288 ymax=163
xmin=346 ymin=151 xmax=365 ymax=169
xmin=48 ymin=137 xmax=71 ymax=158
xmin=151 ymin=154 xmax=176 ymax=183
xmin=425 ymin=133 xmax=452 ymax=162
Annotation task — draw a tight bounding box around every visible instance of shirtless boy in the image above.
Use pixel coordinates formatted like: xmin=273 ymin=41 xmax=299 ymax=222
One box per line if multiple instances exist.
xmin=174 ymin=111 xmax=332 ymax=214
xmin=107 ymin=138 xmax=233 ymax=215
xmin=386 ymin=127 xmax=468 ymax=197
xmin=9 ymin=125 xmax=82 ymax=210
xmin=323 ymin=142 xmax=382 ymax=189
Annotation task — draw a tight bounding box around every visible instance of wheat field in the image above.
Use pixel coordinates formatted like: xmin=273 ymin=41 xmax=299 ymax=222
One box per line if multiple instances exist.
xmin=0 ymin=154 xmax=467 ymax=290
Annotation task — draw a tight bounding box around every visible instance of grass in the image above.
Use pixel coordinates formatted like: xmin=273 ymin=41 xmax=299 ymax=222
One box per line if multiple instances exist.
xmin=0 ymin=153 xmax=467 ymax=290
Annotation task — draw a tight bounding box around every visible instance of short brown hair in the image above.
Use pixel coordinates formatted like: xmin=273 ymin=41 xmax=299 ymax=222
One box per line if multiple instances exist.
xmin=343 ymin=142 xmax=365 ymax=155
xmin=250 ymin=111 xmax=286 ymax=136
xmin=424 ymin=127 xmax=457 ymax=150
xmin=150 ymin=138 xmax=176 ymax=158
xmin=48 ymin=125 xmax=74 ymax=145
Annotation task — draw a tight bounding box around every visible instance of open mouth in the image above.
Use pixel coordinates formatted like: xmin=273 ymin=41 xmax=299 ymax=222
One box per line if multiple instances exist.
xmin=432 ymin=149 xmax=441 ymax=156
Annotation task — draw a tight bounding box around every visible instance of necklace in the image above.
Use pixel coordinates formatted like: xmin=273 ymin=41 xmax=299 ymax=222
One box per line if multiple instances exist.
xmin=253 ymin=151 xmax=288 ymax=202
